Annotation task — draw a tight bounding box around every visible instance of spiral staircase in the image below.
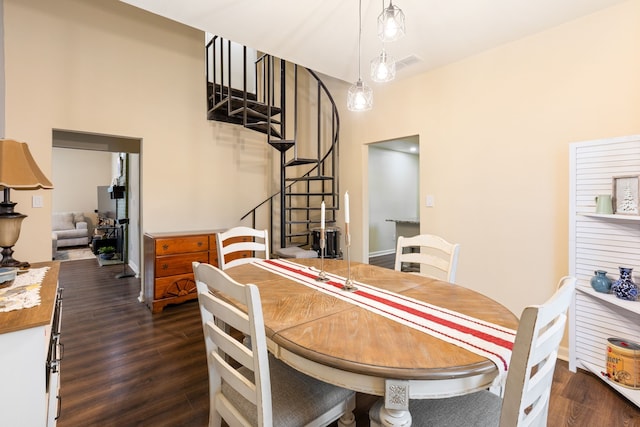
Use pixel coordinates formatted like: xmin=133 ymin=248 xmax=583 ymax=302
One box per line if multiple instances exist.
xmin=206 ymin=37 xmax=340 ymax=251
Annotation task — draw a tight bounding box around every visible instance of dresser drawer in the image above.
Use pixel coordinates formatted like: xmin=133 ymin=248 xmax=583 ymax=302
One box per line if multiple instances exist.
xmin=155 ymin=252 xmax=209 ymax=277
xmin=154 ymin=273 xmax=197 ymax=300
xmin=155 ymin=235 xmax=208 ymax=256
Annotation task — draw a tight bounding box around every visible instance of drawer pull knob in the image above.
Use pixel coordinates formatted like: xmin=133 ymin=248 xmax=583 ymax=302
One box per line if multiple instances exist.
xmin=162 ymin=244 xmax=169 ymax=251
xmin=161 ymin=263 xmax=169 ymax=270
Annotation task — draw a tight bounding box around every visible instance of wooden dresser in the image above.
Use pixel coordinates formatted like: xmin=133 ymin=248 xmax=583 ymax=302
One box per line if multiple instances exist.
xmin=144 ymin=230 xmax=251 ymax=313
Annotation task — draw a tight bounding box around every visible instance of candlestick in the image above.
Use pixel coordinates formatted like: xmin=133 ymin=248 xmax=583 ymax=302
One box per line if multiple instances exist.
xmin=315 ymin=228 xmax=329 ymax=282
xmin=316 ymin=201 xmax=329 ymax=281
xmin=344 ymin=191 xmax=350 ymax=224
xmin=342 ymin=222 xmax=357 ymax=291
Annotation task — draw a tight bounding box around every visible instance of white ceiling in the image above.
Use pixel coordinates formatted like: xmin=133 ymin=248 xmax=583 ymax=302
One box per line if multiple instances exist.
xmin=120 ymin=0 xmax=625 ymax=83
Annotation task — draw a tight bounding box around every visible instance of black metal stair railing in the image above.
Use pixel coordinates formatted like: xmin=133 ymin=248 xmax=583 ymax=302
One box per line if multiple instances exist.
xmin=205 ymin=36 xmax=340 ymax=251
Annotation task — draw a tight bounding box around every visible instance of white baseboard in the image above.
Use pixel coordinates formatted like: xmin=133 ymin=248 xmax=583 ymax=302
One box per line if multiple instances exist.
xmin=557 ymin=345 xmax=569 ymax=362
xmin=369 ymin=249 xmax=395 ymax=258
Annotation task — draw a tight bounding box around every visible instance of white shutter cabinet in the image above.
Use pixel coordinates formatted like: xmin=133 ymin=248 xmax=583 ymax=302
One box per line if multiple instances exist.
xmin=569 ymin=135 xmax=640 ymax=408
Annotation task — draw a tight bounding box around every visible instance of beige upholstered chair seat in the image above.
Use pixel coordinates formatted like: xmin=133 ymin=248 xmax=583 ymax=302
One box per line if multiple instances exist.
xmin=222 ymin=355 xmax=355 ymax=427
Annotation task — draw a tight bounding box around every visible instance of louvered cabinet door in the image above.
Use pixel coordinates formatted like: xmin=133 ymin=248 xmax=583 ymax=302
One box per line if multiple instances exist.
xmin=569 ymin=134 xmax=640 ymax=408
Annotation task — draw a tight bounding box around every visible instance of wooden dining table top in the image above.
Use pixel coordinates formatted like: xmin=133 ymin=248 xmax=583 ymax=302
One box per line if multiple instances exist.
xmin=226 ymin=258 xmax=519 ymax=390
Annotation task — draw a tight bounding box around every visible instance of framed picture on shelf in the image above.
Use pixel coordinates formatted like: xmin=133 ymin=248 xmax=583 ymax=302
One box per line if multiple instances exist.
xmin=612 ymin=175 xmax=640 ymax=215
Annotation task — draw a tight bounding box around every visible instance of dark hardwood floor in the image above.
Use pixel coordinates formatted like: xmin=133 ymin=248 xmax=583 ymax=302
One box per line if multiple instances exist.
xmin=56 ymin=255 xmax=640 ymax=426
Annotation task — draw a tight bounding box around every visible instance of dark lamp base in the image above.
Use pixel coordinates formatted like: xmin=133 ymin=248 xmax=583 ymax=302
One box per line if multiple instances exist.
xmin=0 ymin=258 xmax=30 ymax=269
xmin=0 ymin=247 xmax=30 ymax=269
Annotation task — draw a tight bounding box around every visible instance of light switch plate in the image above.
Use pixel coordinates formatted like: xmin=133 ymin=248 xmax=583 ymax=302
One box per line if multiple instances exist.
xmin=32 ymin=195 xmax=44 ymax=208
xmin=426 ymin=195 xmax=434 ymax=207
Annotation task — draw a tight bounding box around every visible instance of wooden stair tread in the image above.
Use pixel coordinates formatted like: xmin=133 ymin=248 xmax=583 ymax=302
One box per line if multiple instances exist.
xmin=207 ymin=82 xmax=258 ymax=102
xmin=285 ymin=220 xmax=327 ymax=225
xmin=285 ymin=158 xmax=319 ymax=167
xmin=286 ymin=206 xmax=338 ymax=211
xmin=285 ymin=192 xmax=336 ymax=196
xmin=285 ymin=175 xmax=334 ymax=181
xmin=269 ymin=139 xmax=295 ymax=152
xmin=209 ymin=95 xmax=282 ymax=117
xmin=245 ymin=122 xmax=282 ymax=138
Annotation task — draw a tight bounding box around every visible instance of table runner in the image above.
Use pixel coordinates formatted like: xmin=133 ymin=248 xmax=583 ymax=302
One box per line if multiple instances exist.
xmin=0 ymin=267 xmax=50 ymax=312
xmin=253 ymin=259 xmax=516 ymax=387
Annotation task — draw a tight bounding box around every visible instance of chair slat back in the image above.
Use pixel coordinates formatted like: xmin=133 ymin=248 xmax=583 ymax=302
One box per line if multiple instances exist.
xmin=193 ymin=261 xmax=272 ymax=427
xmin=394 ymin=234 xmax=460 ymax=283
xmin=217 ymin=226 xmax=270 ymax=270
xmin=499 ymin=276 xmax=576 ymax=427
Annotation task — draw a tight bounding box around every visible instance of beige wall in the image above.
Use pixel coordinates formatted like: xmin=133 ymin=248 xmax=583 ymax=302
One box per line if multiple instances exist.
xmin=4 ymin=0 xmax=273 ymax=263
xmin=335 ymin=0 xmax=640 ymax=319
xmin=4 ymin=0 xmax=640 ymax=325
xmin=52 ymin=148 xmax=112 ymax=214
xmin=368 ymin=146 xmax=419 ymax=255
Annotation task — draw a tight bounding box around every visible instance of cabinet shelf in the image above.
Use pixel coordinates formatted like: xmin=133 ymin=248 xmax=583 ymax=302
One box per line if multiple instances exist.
xmin=577 ymin=285 xmax=640 ymax=315
xmin=581 ymin=213 xmax=640 ymax=221
xmin=579 ymin=360 xmax=640 ymax=407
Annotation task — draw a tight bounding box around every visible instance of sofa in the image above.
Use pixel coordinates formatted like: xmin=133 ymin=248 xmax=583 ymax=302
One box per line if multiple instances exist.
xmin=52 ymin=212 xmax=90 ymax=255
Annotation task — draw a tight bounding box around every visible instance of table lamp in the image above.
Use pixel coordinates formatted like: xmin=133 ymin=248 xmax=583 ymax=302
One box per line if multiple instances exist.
xmin=0 ymin=139 xmax=53 ymax=267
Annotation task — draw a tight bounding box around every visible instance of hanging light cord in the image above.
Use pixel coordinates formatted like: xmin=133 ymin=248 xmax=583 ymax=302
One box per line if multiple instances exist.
xmin=357 ymin=0 xmax=363 ymax=80
xmin=380 ymin=0 xmax=384 ymax=49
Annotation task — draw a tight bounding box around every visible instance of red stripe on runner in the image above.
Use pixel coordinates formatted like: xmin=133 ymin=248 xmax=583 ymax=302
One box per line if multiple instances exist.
xmin=357 ymin=289 xmax=514 ymax=351
xmin=263 ymin=260 xmax=512 ymax=369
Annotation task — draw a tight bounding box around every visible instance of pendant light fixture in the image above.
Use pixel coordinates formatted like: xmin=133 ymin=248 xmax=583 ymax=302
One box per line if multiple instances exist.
xmin=370 ymin=46 xmax=396 ymax=83
xmin=378 ymin=0 xmax=405 ymax=43
xmin=347 ymin=0 xmax=373 ymax=112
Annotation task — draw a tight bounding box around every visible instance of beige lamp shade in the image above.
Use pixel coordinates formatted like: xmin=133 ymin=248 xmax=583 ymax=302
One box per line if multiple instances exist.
xmin=0 ymin=139 xmax=53 ymax=189
xmin=0 ymin=139 xmax=53 ymax=267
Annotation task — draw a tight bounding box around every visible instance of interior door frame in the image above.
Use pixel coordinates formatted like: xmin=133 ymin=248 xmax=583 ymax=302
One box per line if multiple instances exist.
xmin=52 ymin=129 xmax=142 ymax=282
xmin=364 ymin=134 xmax=420 ymax=263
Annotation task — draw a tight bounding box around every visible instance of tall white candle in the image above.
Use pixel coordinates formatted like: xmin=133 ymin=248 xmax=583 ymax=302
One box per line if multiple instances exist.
xmin=320 ymin=201 xmax=325 ymax=229
xmin=344 ymin=191 xmax=350 ymax=224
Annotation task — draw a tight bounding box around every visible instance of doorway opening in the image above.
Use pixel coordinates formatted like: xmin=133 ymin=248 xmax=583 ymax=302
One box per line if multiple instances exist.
xmin=51 ymin=129 xmax=141 ymax=281
xmin=367 ymin=135 xmax=419 ymax=268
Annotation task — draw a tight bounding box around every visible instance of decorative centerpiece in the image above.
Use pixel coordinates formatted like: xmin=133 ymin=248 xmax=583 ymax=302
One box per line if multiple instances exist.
xmin=98 ymin=246 xmax=116 ymax=260
xmin=611 ymin=267 xmax=638 ymax=301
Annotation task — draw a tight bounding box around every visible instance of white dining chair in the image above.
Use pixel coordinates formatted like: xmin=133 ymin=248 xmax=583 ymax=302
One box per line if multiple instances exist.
xmin=216 ymin=226 xmax=269 ymax=270
xmin=394 ymin=234 xmax=460 ymax=283
xmin=370 ymin=276 xmax=576 ymax=427
xmin=193 ymin=261 xmax=356 ymax=427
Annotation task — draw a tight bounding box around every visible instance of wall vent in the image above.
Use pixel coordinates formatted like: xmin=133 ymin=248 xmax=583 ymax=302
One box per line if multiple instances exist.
xmin=395 ymin=54 xmax=421 ymax=71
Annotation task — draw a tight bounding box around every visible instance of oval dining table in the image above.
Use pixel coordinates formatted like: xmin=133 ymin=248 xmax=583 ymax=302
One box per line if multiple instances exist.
xmin=225 ymin=258 xmax=518 ymax=426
